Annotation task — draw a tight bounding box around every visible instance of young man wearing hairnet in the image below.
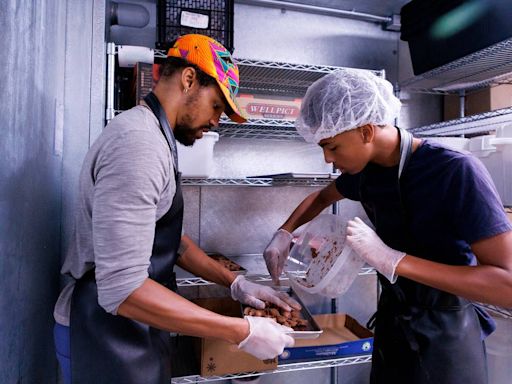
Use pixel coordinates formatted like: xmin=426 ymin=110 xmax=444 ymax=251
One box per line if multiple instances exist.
xmin=53 ymin=34 xmax=298 ymax=384
xmin=264 ymin=68 xmax=512 ymax=383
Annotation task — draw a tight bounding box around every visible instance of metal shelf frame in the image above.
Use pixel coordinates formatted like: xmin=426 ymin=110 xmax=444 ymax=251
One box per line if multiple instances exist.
xmin=217 ymin=117 xmax=302 ymax=140
xmin=181 ymin=178 xmax=273 ymax=187
xmin=155 ymin=50 xmax=384 ymax=96
xmin=110 ymin=44 xmax=384 ymax=138
xmin=181 ymin=177 xmax=334 ymax=187
xmin=399 ymin=37 xmax=512 ymax=94
xmin=177 ymin=268 xmax=376 ymax=287
xmin=171 ymin=354 xmax=372 ymax=383
xmin=408 ymin=107 xmax=512 ymax=137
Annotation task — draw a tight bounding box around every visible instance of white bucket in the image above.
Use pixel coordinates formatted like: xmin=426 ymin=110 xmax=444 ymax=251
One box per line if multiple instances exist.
xmin=176 ymin=131 xmax=219 ymax=177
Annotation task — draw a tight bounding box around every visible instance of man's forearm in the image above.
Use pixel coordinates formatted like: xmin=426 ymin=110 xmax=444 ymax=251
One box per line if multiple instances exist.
xmin=177 ymin=235 xmax=236 ymax=287
xmin=117 ymin=278 xmax=248 ymax=343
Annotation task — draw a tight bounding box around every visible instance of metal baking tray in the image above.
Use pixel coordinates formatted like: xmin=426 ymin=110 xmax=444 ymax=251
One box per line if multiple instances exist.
xmin=248 ymin=172 xmax=340 ymax=179
xmin=207 ymin=253 xmax=247 ymax=275
xmin=242 ymin=286 xmax=323 ymax=339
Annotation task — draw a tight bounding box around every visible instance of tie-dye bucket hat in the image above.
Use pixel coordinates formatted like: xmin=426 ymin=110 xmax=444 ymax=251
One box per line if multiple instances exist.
xmin=167 ymin=34 xmax=247 ymax=123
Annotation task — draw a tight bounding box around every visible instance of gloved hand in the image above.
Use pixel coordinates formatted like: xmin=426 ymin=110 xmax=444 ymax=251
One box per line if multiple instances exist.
xmin=238 ymin=316 xmax=295 ymax=360
xmin=231 ymin=275 xmax=301 ymax=311
xmin=263 ymin=229 xmax=293 ymax=284
xmin=346 ymin=217 xmax=406 ymax=283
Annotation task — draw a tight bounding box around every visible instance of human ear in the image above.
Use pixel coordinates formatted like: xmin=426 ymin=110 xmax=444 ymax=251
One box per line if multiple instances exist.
xmin=361 ymin=124 xmax=375 ymax=143
xmin=181 ymin=67 xmax=196 ymax=92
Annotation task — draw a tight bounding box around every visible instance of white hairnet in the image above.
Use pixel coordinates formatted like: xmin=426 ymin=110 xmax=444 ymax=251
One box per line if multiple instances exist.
xmin=295 ymin=68 xmax=401 ymax=143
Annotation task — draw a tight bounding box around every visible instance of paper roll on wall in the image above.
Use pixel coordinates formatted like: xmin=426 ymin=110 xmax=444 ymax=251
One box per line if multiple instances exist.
xmin=118 ymin=45 xmax=154 ymax=67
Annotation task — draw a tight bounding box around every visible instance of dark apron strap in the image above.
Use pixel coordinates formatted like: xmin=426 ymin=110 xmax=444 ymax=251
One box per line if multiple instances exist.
xmin=144 ymin=91 xmax=179 ymax=174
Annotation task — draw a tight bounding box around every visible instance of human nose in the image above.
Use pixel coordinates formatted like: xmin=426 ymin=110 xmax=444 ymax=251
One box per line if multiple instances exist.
xmin=323 ymin=148 xmax=334 ymax=164
xmin=210 ymin=113 xmax=221 ymax=128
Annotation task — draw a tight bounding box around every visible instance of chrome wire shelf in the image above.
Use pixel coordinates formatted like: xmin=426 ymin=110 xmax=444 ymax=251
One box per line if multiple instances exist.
xmin=408 ymin=107 xmax=512 ymax=137
xmin=217 ymin=117 xmax=302 ymax=140
xmin=236 ymin=58 xmax=383 ymax=95
xmin=181 ymin=177 xmax=333 ymax=187
xmin=181 ymin=178 xmax=273 ymax=187
xmin=158 ymin=50 xmax=383 ymax=96
xmin=171 ymin=354 xmax=372 ymax=383
xmin=177 ymin=268 xmax=376 ymax=287
xmin=399 ymin=37 xmax=512 ymax=94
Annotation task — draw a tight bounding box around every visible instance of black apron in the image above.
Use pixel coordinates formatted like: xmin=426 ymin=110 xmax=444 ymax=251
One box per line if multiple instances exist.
xmin=363 ymin=128 xmax=488 ymax=384
xmin=70 ymin=92 xmax=184 ymax=384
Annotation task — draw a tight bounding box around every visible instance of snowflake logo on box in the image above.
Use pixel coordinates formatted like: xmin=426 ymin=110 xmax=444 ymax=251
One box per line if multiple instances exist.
xmin=207 ymin=357 xmax=216 ymax=373
xmin=362 ymin=342 xmax=371 ymax=352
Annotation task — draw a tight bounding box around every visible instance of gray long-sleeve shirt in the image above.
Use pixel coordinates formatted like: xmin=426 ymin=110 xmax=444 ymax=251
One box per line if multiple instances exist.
xmin=54 ymin=105 xmax=177 ymax=326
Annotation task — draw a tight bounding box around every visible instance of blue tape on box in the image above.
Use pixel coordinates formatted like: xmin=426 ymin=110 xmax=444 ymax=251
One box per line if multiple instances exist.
xmin=279 ymin=337 xmax=373 ymax=362
xmin=278 ymin=314 xmax=373 ymax=362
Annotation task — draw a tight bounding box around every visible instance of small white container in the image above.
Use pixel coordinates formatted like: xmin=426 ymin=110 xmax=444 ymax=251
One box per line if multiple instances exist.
xmin=176 ymin=131 xmax=219 ymax=177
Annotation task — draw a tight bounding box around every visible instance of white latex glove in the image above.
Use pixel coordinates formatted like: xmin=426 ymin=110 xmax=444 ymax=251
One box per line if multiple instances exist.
xmin=231 ymin=275 xmax=301 ymax=311
xmin=263 ymin=229 xmax=293 ymax=284
xmin=346 ymin=217 xmax=406 ymax=283
xmin=238 ymin=316 xmax=295 ymax=360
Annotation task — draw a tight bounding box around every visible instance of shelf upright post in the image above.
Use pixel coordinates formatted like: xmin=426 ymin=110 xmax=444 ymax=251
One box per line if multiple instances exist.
xmin=106 ymin=42 xmax=116 ymax=123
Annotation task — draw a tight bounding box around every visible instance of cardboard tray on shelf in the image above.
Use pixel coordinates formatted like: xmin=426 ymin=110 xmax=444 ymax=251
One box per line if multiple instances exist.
xmin=207 ymin=253 xmax=247 ymax=275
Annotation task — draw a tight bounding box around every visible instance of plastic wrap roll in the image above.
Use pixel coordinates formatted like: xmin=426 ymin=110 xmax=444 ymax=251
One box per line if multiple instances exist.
xmin=118 ymin=45 xmax=154 ymax=67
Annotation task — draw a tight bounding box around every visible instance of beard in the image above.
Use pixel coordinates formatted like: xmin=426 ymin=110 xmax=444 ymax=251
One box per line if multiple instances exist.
xmin=174 ymin=92 xmax=209 ymax=146
xmin=174 ymin=118 xmax=201 ymax=146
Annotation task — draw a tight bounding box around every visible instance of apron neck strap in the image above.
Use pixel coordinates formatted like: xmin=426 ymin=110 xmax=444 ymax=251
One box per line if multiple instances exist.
xmin=398 ymin=127 xmax=413 ymax=180
xmin=144 ymin=92 xmax=179 ymax=173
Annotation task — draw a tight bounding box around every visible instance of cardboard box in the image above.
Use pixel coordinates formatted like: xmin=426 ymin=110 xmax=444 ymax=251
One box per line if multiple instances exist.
xmin=444 ymin=85 xmax=512 ymax=121
xmin=237 ymin=93 xmax=302 ymax=121
xmin=279 ymin=314 xmax=373 ymax=362
xmin=187 ymin=298 xmax=278 ymax=377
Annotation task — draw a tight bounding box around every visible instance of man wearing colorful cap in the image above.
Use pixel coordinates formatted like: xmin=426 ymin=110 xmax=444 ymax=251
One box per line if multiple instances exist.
xmin=53 ymin=34 xmax=298 ymax=384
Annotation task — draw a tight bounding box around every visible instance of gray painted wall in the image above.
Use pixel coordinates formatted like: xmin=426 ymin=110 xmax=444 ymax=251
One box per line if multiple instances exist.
xmin=1 ymin=0 xmax=105 ymax=382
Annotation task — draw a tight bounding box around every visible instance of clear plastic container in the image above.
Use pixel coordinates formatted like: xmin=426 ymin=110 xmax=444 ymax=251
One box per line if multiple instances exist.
xmin=285 ymin=212 xmax=365 ymax=298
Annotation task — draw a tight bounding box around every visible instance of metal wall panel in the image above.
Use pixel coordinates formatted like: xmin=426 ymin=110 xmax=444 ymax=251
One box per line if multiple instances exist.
xmin=0 ymin=1 xmax=66 ymax=382
xmin=61 ymin=0 xmax=106 ymax=257
xmin=0 ymin=0 xmax=106 ymax=382
xmin=397 ymin=27 xmax=443 ymax=129
xmin=233 ymin=3 xmax=399 ymax=83
xmin=197 ymin=186 xmax=324 ymax=254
